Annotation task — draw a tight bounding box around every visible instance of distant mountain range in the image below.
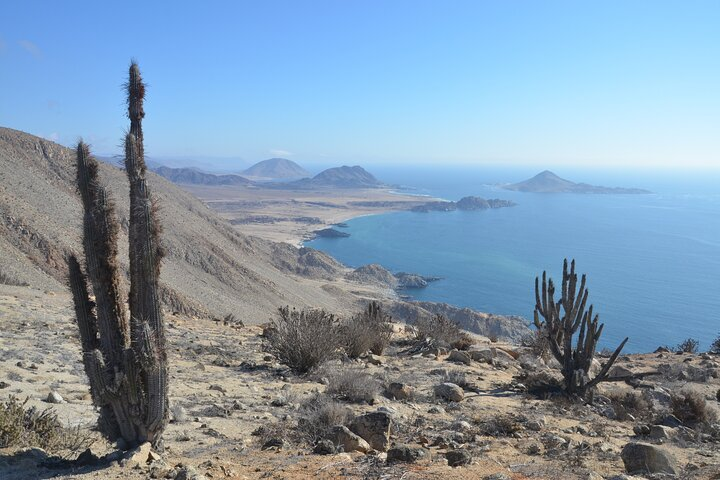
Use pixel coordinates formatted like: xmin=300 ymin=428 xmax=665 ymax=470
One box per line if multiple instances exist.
xmin=286 ymin=165 xmax=383 ymax=189
xmin=504 ymin=170 xmax=651 ymax=194
xmin=152 ymin=166 xmax=251 ymax=186
xmin=242 ymin=158 xmax=309 ymax=179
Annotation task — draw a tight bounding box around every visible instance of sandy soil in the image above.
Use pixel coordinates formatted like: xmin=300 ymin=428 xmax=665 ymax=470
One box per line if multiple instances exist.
xmin=180 ymin=185 xmax=433 ymax=245
xmin=1 ymin=285 xmax=718 ymax=480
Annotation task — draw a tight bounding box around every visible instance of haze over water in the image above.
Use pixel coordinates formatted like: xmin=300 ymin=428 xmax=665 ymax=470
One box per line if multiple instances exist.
xmin=307 ymin=167 xmax=720 ymax=353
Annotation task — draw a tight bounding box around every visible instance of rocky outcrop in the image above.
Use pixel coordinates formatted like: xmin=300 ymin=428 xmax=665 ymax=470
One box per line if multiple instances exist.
xmin=313 ymin=228 xmax=350 ymax=238
xmin=411 ymin=196 xmax=516 ymax=213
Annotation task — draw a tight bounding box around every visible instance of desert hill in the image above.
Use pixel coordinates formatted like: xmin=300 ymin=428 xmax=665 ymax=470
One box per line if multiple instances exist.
xmin=0 ymin=127 xmax=362 ymax=321
xmin=287 ymin=165 xmax=383 ymax=189
xmin=151 ymin=165 xmax=251 ymax=186
xmin=504 ymin=170 xmax=651 ymax=194
xmin=242 ymin=157 xmax=309 ymax=179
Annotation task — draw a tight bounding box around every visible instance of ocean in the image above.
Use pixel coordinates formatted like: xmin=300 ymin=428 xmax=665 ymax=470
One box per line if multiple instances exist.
xmin=306 ymin=166 xmax=720 ymax=353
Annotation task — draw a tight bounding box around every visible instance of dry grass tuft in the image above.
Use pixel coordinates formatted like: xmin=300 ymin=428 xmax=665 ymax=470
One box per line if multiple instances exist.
xmin=414 ymin=314 xmax=474 ymax=351
xmin=342 ymin=302 xmax=393 ymax=358
xmin=326 ymin=367 xmax=381 ymax=404
xmin=671 ymin=389 xmax=718 ymax=426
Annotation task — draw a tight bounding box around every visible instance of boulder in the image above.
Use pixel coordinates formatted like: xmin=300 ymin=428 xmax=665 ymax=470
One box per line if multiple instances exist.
xmin=434 ymin=383 xmax=464 ymax=402
xmin=447 ymin=349 xmax=473 ymax=365
xmin=469 ymin=349 xmax=495 ymax=363
xmin=46 ymin=391 xmax=64 ymax=404
xmin=620 ymin=442 xmax=678 ymax=475
xmin=349 ymin=411 xmax=392 ymax=451
xmin=446 ymin=449 xmax=472 ymax=467
xmin=648 ymin=425 xmax=675 ymax=440
xmin=313 ymin=439 xmax=336 ymax=455
xmin=329 ymin=425 xmax=371 ymax=453
xmin=387 ymin=445 xmax=428 ymax=463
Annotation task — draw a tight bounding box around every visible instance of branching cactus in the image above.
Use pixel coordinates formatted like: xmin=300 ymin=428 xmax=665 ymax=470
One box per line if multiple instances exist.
xmin=68 ymin=61 xmax=168 ymax=448
xmin=533 ymin=259 xmax=628 ymax=397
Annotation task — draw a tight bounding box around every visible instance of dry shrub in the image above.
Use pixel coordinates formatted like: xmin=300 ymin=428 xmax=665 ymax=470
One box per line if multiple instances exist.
xmin=605 ymin=390 xmax=653 ymax=422
xmin=343 ymin=302 xmax=393 ymax=358
xmin=443 ymin=369 xmax=479 ymax=392
xmin=0 ymin=269 xmax=28 ymax=287
xmin=514 ymin=369 xmax=564 ymax=398
xmin=522 ymin=328 xmax=551 ymax=361
xmin=326 ymin=367 xmax=380 ymax=404
xmin=671 ymin=389 xmax=718 ymax=426
xmin=676 ymin=338 xmax=700 ymax=353
xmin=0 ymin=396 xmax=94 ymax=456
xmin=414 ymin=314 xmax=474 ymax=351
xmin=710 ymin=335 xmax=720 ymax=355
xmin=296 ymin=394 xmax=354 ymax=444
xmin=473 ymin=413 xmax=524 ymax=437
xmin=265 ymin=306 xmax=343 ymax=374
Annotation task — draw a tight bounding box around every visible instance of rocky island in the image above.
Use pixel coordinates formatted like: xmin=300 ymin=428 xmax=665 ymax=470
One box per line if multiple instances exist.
xmin=412 ymin=196 xmax=516 ymax=213
xmin=504 ymin=170 xmax=652 ymax=194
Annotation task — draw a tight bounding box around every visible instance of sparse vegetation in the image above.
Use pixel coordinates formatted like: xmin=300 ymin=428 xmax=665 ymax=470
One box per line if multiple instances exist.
xmin=0 ymin=269 xmax=28 ymax=287
xmin=605 ymin=390 xmax=654 ymax=422
xmin=342 ymin=301 xmax=393 ymax=357
xmin=326 ymin=367 xmax=381 ymax=404
xmin=0 ymin=396 xmax=94 ymax=456
xmin=264 ymin=306 xmax=343 ymax=374
xmin=676 ymin=338 xmax=700 ymax=353
xmin=68 ymin=62 xmax=168 ymax=448
xmin=473 ymin=413 xmax=523 ymax=437
xmin=296 ymin=394 xmax=354 ymax=444
xmin=711 ymin=335 xmax=720 ymax=355
xmin=533 ymin=259 xmax=628 ymax=397
xmin=670 ymin=389 xmax=718 ymax=427
xmin=413 ymin=314 xmax=474 ymax=351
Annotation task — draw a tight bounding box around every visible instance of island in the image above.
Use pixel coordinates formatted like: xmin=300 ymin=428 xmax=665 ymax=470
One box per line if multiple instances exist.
xmin=503 ymin=170 xmax=651 ymax=194
xmin=411 ymin=196 xmax=516 ymax=213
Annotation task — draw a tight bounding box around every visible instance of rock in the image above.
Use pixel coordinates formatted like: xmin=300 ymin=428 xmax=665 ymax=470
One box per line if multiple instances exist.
xmin=648 ymin=425 xmax=675 ymax=440
xmin=659 ymin=414 xmax=683 ymax=428
xmin=469 ymin=349 xmax=495 ymax=363
xmin=366 ymin=354 xmax=383 ymax=365
xmin=349 ymin=411 xmax=392 ymax=451
xmin=127 ymin=442 xmax=154 ymax=466
xmin=387 ymin=382 xmax=414 ymax=400
xmin=0 ymin=381 xmax=9 ymax=389
xmin=447 ymin=350 xmax=472 ymax=365
xmin=46 ymin=391 xmax=64 ymax=404
xmin=313 ymin=439 xmax=336 ymax=455
xmin=330 ymin=425 xmax=371 ymax=453
xmin=446 ymin=449 xmax=472 ymax=467
xmin=428 ymin=405 xmax=445 ymax=414
xmin=609 ymin=366 xmax=634 ymax=378
xmin=525 ymin=417 xmax=545 ymax=432
xmin=483 ymin=474 xmax=510 ymax=480
xmin=434 ymin=383 xmax=464 ymax=402
xmin=175 ymin=465 xmax=206 ymax=480
xmin=621 ymin=442 xmax=678 ymax=475
xmin=208 ymin=384 xmax=227 ymax=394
xmin=261 ymin=438 xmax=284 ymax=450
xmin=451 ymin=420 xmax=472 ymax=432
xmin=633 ymin=424 xmax=651 ymax=436
xmin=387 ymin=445 xmax=428 ymax=463
xmin=75 ymin=448 xmax=99 ymax=466
xmin=493 ymin=348 xmax=516 ymax=362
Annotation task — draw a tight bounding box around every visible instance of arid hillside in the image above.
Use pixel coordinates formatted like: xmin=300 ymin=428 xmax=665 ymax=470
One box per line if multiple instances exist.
xmin=0 ymin=127 xmax=364 ymax=322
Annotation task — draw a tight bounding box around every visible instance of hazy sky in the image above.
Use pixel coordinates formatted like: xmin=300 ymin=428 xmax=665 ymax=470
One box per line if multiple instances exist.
xmin=1 ymin=1 xmax=719 ymax=169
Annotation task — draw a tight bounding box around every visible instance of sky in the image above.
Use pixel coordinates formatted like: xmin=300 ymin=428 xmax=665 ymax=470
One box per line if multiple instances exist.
xmin=1 ymin=1 xmax=719 ymax=170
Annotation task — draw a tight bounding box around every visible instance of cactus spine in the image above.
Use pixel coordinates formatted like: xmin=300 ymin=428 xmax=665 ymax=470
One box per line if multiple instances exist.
xmin=68 ymin=61 xmax=168 ymax=447
xmin=534 ymin=259 xmax=628 ymax=397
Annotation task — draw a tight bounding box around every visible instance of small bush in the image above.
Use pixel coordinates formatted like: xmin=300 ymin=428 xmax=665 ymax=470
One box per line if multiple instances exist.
xmin=342 ymin=302 xmax=393 ymax=358
xmin=264 ymin=306 xmax=343 ymax=374
xmin=326 ymin=367 xmax=380 ymax=404
xmin=671 ymin=389 xmax=718 ymax=426
xmin=710 ymin=335 xmax=720 ymax=355
xmin=414 ymin=314 xmax=474 ymax=351
xmin=296 ymin=394 xmax=354 ymax=444
xmin=605 ymin=390 xmax=653 ymax=422
xmin=676 ymin=338 xmax=700 ymax=354
xmin=522 ymin=329 xmax=551 ymax=360
xmin=444 ymin=369 xmax=479 ymax=392
xmin=0 ymin=269 xmax=28 ymax=287
xmin=0 ymin=396 xmax=94 ymax=456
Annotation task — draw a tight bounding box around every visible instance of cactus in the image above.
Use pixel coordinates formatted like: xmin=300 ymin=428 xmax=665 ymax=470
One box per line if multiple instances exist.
xmin=68 ymin=61 xmax=167 ymax=447
xmin=533 ymin=259 xmax=628 ymax=397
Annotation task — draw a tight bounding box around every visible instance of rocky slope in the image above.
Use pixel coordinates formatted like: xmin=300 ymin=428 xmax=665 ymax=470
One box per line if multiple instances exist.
xmin=151 ymin=165 xmax=252 ymax=186
xmin=287 ymin=165 xmax=383 ymax=189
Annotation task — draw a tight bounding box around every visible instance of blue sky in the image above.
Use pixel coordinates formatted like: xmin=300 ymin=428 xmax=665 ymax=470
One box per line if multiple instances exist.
xmin=1 ymin=1 xmax=719 ymax=169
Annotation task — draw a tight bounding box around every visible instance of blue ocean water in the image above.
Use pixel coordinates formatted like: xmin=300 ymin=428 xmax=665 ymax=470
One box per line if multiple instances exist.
xmin=306 ymin=166 xmax=720 ymax=353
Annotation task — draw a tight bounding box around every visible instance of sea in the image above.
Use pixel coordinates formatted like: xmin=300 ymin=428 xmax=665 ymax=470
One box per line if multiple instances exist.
xmin=305 ymin=166 xmax=720 ymax=353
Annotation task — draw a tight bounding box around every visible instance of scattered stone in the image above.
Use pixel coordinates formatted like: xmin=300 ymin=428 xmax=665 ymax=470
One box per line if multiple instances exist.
xmin=659 ymin=414 xmax=683 ymax=428
xmin=329 ymin=425 xmax=371 ymax=453
xmin=350 ymin=411 xmax=392 ymax=451
xmin=175 ymin=464 xmax=206 ymax=480
xmin=313 ymin=439 xmax=336 ymax=455
xmin=451 ymin=420 xmax=472 ymax=432
xmin=45 ymin=391 xmax=64 ymax=404
xmin=387 ymin=445 xmax=428 ymax=463
xmin=126 ymin=442 xmax=154 ymax=466
xmin=609 ymin=366 xmax=634 ymax=378
xmin=633 ymin=425 xmax=651 ymax=436
xmin=366 ymin=354 xmax=383 ymax=365
xmin=469 ymin=349 xmax=495 ymax=363
xmin=648 ymin=425 xmax=675 ymax=440
xmin=261 ymin=437 xmax=284 ymax=450
xmin=208 ymin=384 xmax=227 ymax=394
xmin=434 ymin=383 xmax=464 ymax=402
xmin=387 ymin=382 xmax=414 ymax=400
xmin=525 ymin=418 xmax=545 ymax=431
xmin=483 ymin=474 xmax=510 ymax=480
xmin=0 ymin=381 xmax=9 ymax=389
xmin=621 ymin=442 xmax=678 ymax=475
xmin=447 ymin=350 xmax=472 ymax=365
xmin=428 ymin=406 xmax=445 ymax=414
xmin=446 ymin=449 xmax=472 ymax=467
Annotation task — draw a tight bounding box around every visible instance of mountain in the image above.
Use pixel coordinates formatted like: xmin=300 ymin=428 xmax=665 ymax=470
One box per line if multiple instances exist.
xmin=152 ymin=165 xmax=251 ymax=186
xmin=504 ymin=170 xmax=651 ymax=194
xmin=0 ymin=127 xmax=361 ymax=321
xmin=242 ymin=158 xmax=309 ymax=179
xmin=285 ymin=165 xmax=382 ymax=189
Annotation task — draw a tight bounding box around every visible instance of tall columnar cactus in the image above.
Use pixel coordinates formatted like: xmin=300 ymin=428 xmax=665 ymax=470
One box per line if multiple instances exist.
xmin=68 ymin=61 xmax=168 ymax=447
xmin=533 ymin=259 xmax=628 ymax=397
